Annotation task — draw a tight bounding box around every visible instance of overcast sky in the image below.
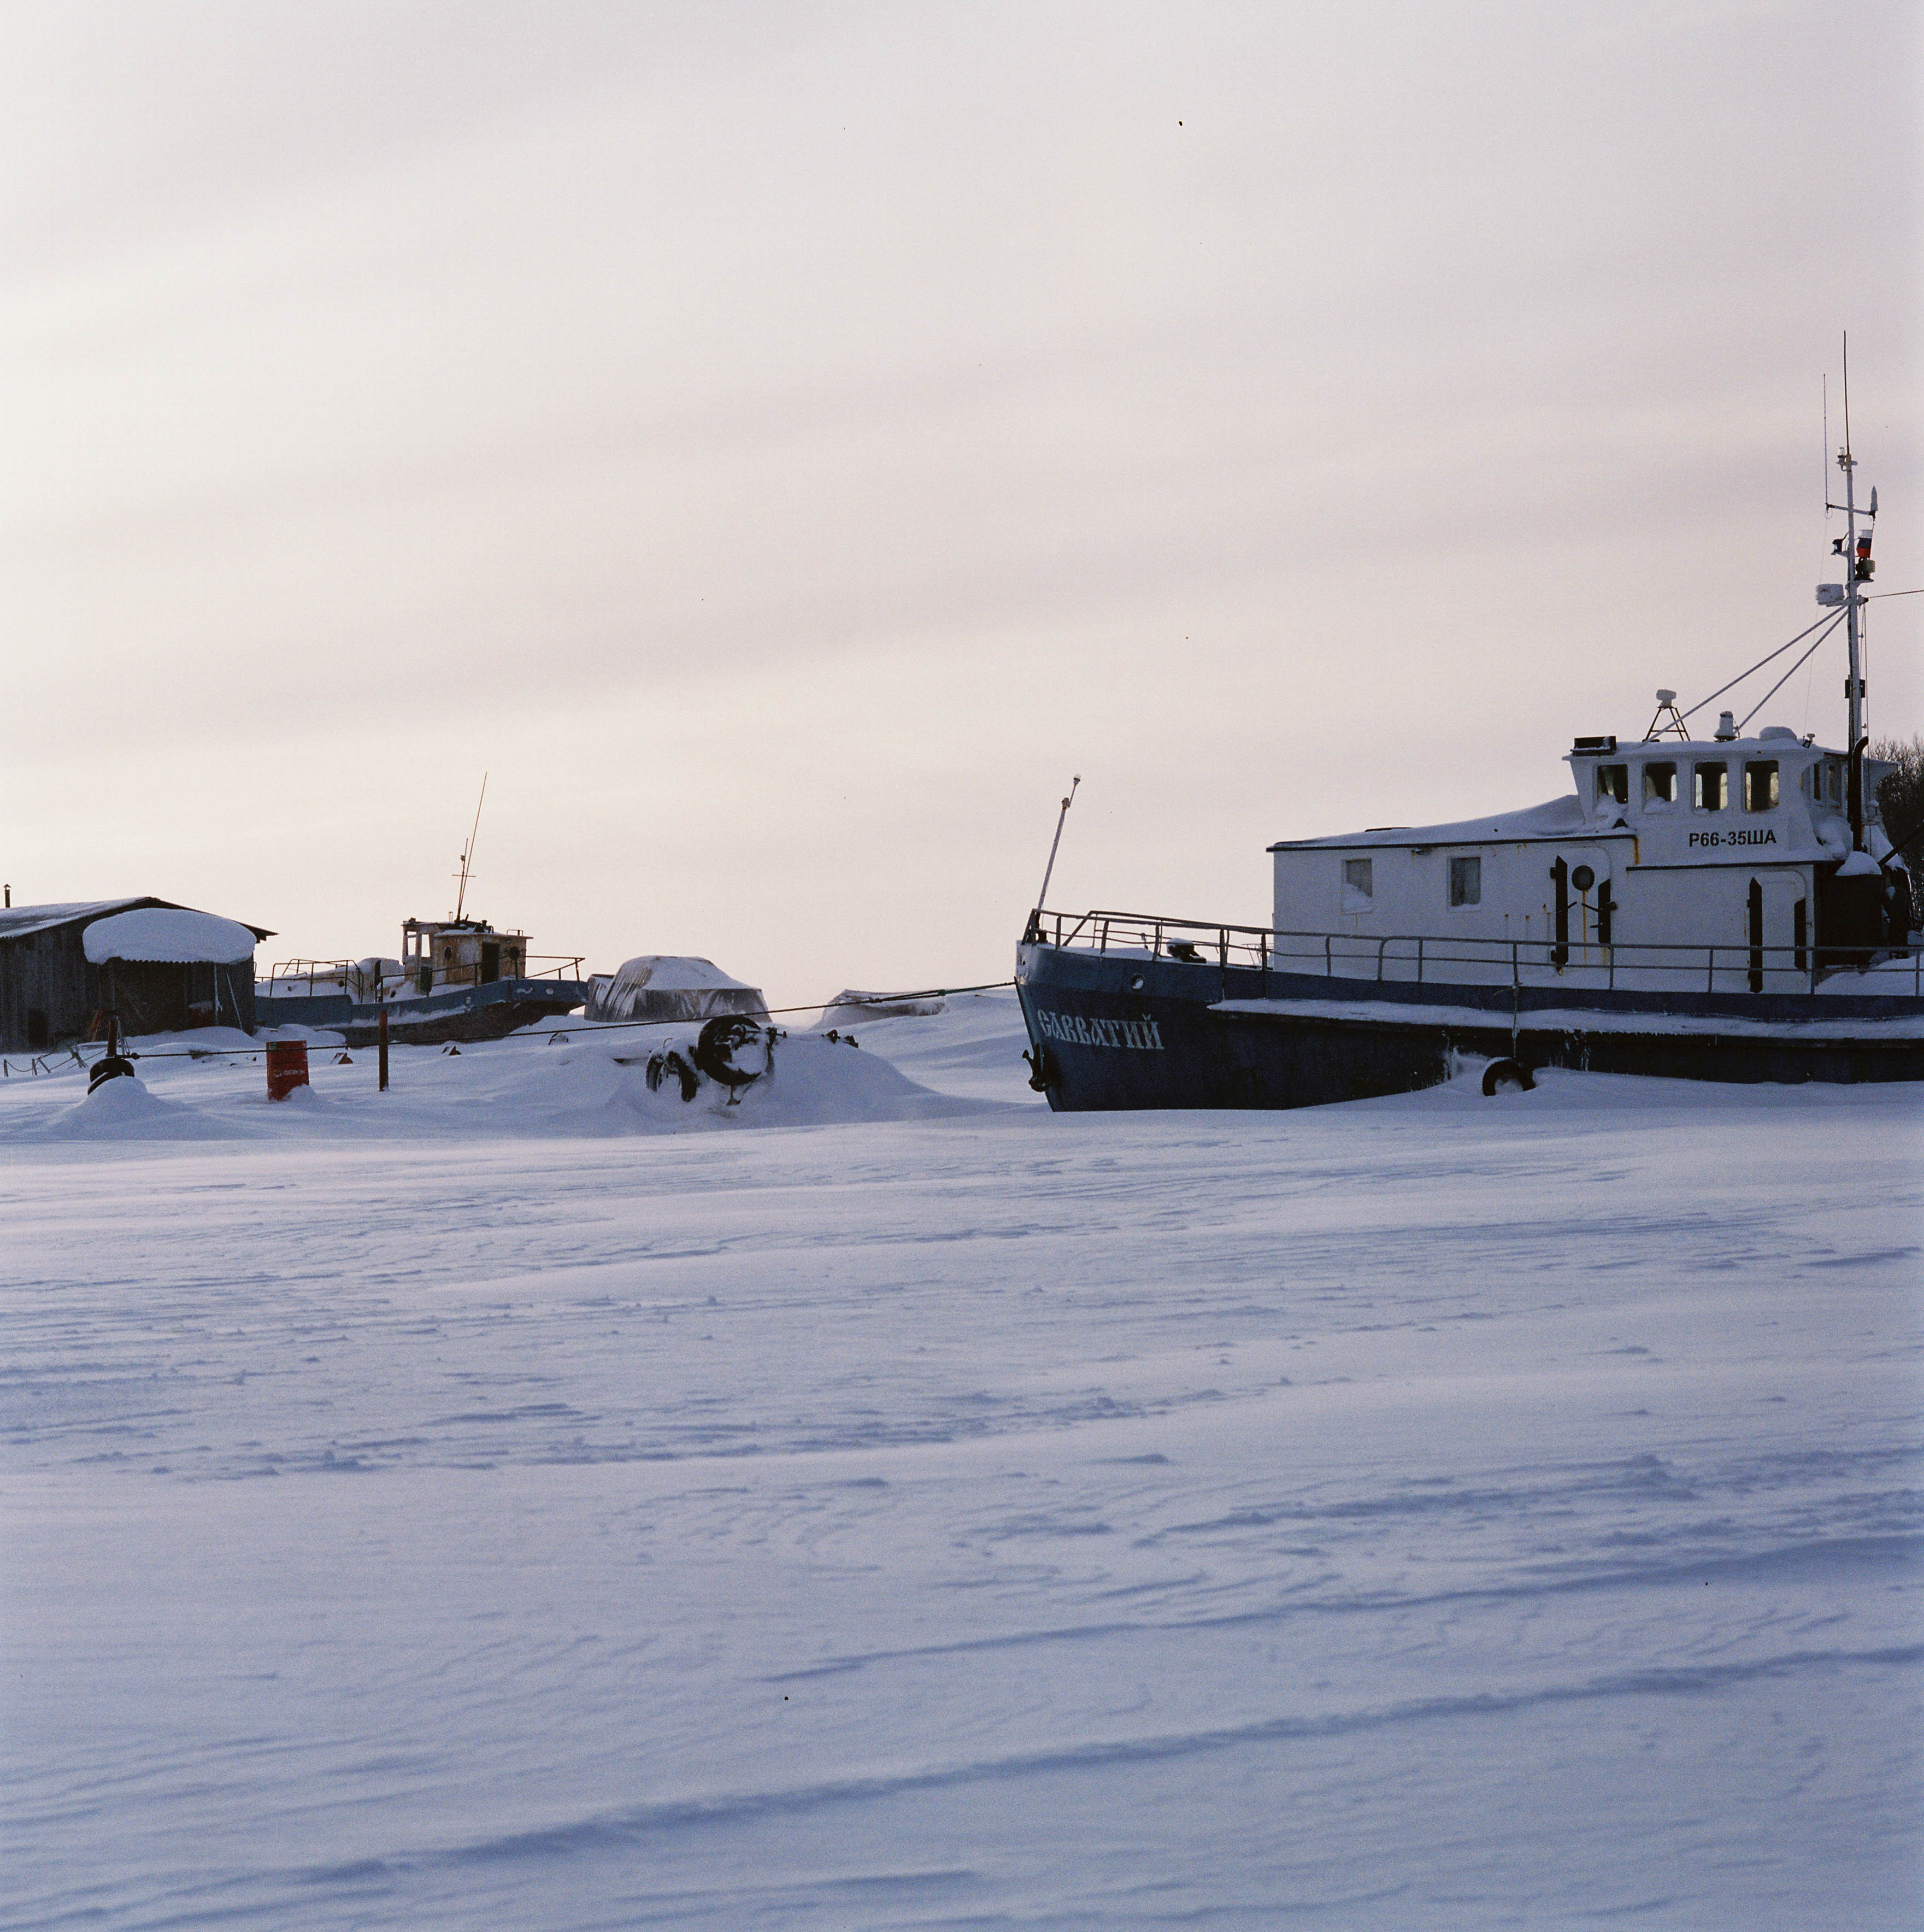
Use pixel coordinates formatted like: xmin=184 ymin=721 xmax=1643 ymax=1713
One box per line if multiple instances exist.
xmin=4 ymin=1 xmax=1918 ymax=1002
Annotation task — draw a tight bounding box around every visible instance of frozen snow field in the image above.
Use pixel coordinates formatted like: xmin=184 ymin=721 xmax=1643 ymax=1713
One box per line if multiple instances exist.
xmin=3 ymin=993 xmax=1920 ymax=1929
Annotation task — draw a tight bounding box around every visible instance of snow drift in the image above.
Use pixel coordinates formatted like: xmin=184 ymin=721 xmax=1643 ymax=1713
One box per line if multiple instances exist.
xmin=486 ymin=1026 xmax=1005 ymax=1133
xmin=24 ymin=1069 xmax=237 ymax=1141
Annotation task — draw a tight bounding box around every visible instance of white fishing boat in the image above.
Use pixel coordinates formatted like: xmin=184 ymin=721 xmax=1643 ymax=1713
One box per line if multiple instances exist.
xmin=1017 ymin=415 xmax=1920 ymax=1109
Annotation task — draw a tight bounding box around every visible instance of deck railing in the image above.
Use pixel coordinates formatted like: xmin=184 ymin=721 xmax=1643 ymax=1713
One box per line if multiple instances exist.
xmin=263 ymin=954 xmax=587 ymax=997
xmin=1022 ymin=908 xmax=1924 ymax=999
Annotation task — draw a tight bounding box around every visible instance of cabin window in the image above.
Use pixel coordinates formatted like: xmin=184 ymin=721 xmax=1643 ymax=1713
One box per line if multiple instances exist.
xmin=1743 ymin=760 xmax=1779 ymax=811
xmin=1642 ymin=761 xmax=1678 ymax=806
xmin=1693 ymin=762 xmax=1727 ymax=811
xmin=1595 ymin=764 xmax=1628 ymax=806
xmin=1825 ymin=757 xmax=1845 ymax=805
xmin=1449 ymin=855 xmax=1481 ymax=907
xmin=442 ymin=945 xmax=456 ymax=964
xmin=1341 ymin=857 xmax=1373 ymax=910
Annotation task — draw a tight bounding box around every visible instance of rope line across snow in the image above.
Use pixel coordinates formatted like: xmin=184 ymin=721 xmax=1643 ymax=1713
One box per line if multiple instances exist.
xmin=7 ymin=980 xmax=1021 ymax=1077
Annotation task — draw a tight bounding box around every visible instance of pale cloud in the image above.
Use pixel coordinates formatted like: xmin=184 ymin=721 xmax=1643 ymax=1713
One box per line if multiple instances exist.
xmin=2 ymin=2 xmax=1917 ymax=1000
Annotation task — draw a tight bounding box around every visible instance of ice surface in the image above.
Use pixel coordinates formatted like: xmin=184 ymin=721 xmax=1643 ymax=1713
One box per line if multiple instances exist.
xmin=2 ymin=990 xmax=1920 ymax=1929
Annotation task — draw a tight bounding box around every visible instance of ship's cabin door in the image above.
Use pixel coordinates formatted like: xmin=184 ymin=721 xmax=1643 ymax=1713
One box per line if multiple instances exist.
xmin=1750 ymin=872 xmax=1810 ymax=993
xmin=1549 ymin=848 xmax=1615 ymax=968
xmin=480 ymin=942 xmax=501 ymax=984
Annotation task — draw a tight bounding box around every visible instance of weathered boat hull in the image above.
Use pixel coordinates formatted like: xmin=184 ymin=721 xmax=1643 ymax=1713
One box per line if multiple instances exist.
xmin=255 ymin=977 xmax=589 ymax=1047
xmin=1015 ymin=941 xmax=1924 ymax=1112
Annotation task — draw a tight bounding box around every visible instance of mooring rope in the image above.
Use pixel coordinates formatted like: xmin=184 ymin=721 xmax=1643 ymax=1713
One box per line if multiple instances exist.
xmin=4 ymin=980 xmax=1021 ymax=1078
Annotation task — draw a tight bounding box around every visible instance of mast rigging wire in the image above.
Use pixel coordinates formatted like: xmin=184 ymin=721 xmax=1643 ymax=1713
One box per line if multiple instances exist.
xmin=1679 ymin=608 xmax=1847 ymax=724
xmin=1737 ymin=612 xmax=1849 ymax=732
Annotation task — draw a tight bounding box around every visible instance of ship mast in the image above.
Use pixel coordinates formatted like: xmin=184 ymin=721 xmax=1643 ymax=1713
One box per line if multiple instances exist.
xmin=1828 ymin=338 xmax=1875 ymax=850
xmin=454 ymin=772 xmax=488 ymax=922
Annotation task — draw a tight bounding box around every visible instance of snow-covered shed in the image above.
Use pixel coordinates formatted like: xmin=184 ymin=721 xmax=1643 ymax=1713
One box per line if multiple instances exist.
xmin=585 ymin=956 xmax=768 ymax=1026
xmin=0 ymin=899 xmax=273 ymax=1050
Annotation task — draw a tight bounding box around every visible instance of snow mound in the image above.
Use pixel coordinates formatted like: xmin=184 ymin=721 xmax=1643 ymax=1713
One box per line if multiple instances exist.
xmin=81 ymin=908 xmax=257 ymax=964
xmin=123 ymin=1026 xmax=258 ymax=1055
xmin=23 ymin=1072 xmax=236 ymax=1142
xmin=818 ymin=989 xmax=948 ymax=1025
xmin=1813 ymin=956 xmax=1924 ymax=994
xmin=487 ymin=1030 xmax=1010 ymax=1134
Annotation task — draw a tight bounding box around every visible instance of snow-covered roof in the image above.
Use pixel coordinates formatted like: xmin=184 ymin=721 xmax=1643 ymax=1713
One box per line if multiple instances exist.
xmin=1581 ymin=730 xmax=1829 ymax=758
xmin=0 ymin=898 xmax=274 ymax=945
xmin=0 ymin=899 xmax=150 ymax=941
xmin=83 ymin=908 xmax=262 ymax=964
xmin=1270 ymin=795 xmax=1602 ymax=852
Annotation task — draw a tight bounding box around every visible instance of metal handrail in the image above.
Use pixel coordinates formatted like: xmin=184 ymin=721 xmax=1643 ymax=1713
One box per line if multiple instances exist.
xmin=1023 ymin=906 xmax=1924 ymax=997
xmin=265 ymin=953 xmax=586 ymax=995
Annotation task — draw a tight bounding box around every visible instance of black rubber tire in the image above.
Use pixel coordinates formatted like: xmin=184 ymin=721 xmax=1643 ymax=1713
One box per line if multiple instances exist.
xmin=1481 ymin=1057 xmax=1535 ymax=1096
xmin=89 ymin=1055 xmax=136 ymax=1090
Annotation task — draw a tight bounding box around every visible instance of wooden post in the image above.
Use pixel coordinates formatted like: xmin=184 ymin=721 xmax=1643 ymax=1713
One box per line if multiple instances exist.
xmin=378 ymin=1006 xmax=390 ymax=1091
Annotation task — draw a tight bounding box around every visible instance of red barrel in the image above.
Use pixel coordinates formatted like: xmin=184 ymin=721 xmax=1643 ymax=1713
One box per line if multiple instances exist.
xmin=266 ymin=1040 xmax=310 ymax=1100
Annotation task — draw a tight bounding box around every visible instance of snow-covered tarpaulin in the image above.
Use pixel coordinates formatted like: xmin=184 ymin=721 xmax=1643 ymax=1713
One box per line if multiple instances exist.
xmin=82 ymin=908 xmax=258 ymax=965
xmin=586 ymin=955 xmax=767 ymax=1025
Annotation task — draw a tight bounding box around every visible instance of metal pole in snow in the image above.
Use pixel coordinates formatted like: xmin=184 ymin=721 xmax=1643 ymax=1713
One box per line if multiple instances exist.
xmin=1034 ymin=776 xmax=1081 ymax=916
xmin=379 ymin=1005 xmax=390 ymax=1092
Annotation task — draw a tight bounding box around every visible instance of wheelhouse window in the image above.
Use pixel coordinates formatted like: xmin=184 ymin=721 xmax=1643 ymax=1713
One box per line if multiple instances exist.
xmin=1595 ymin=764 xmax=1628 ymax=806
xmin=1693 ymin=762 xmax=1727 ymax=811
xmin=1449 ymin=855 xmax=1481 ymax=907
xmin=1341 ymin=858 xmax=1373 ymax=910
xmin=1743 ymin=760 xmax=1779 ymax=811
xmin=1642 ymin=761 xmax=1678 ymax=806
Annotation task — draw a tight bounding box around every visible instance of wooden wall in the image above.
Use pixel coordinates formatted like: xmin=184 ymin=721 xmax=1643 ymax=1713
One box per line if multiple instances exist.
xmin=0 ymin=914 xmax=257 ymax=1051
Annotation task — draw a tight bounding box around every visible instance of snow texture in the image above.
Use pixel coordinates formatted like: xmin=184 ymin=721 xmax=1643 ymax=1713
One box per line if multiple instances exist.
xmin=819 ymin=989 xmax=949 ymax=1025
xmin=1274 ymin=794 xmax=1591 ymax=849
xmin=82 ymin=906 xmax=259 ymax=964
xmin=2 ymin=990 xmax=1920 ymax=1930
xmin=0 ymin=898 xmax=150 ymax=941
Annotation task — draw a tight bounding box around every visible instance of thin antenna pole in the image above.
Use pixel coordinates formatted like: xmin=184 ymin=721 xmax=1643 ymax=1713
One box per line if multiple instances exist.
xmin=1838 ymin=334 xmax=1866 ymax=845
xmin=1841 ymin=333 xmax=1851 ymax=457
xmin=1035 ymin=776 xmax=1081 ymax=913
xmin=455 ymin=772 xmax=488 ymax=921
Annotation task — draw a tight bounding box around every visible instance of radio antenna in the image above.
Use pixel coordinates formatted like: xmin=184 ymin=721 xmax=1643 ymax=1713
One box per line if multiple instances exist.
xmin=1841 ymin=332 xmax=1851 ymax=459
xmin=454 ymin=772 xmax=488 ymax=921
xmin=1034 ymin=775 xmax=1081 ymax=914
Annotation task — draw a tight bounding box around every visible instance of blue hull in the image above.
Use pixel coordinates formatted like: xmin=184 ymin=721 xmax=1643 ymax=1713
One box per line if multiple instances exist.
xmin=256 ymin=977 xmax=589 ymax=1047
xmin=1015 ymin=942 xmax=1924 ymax=1112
